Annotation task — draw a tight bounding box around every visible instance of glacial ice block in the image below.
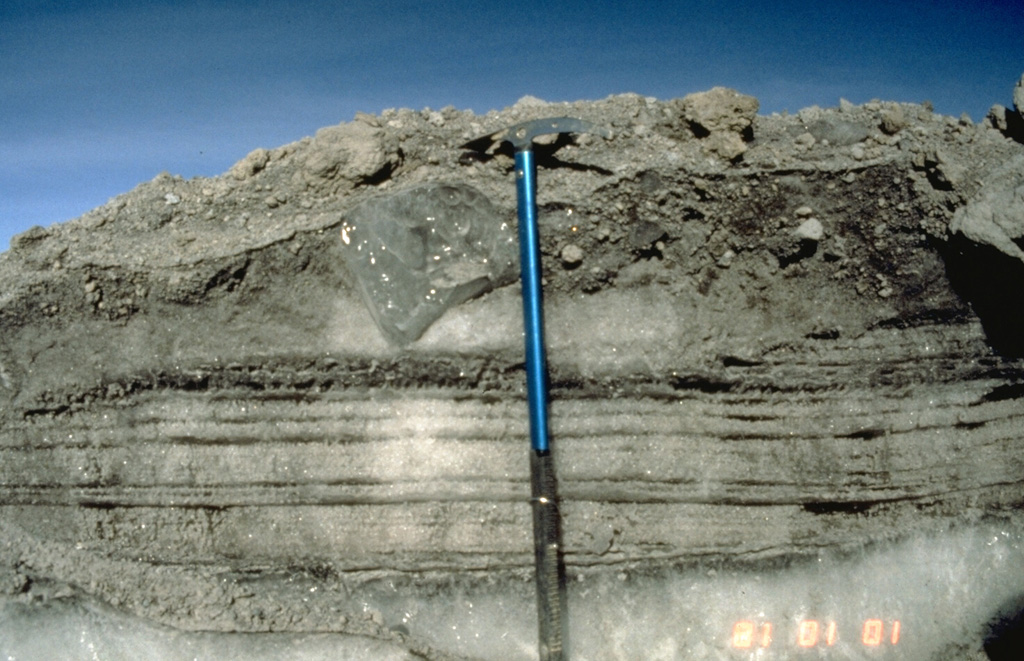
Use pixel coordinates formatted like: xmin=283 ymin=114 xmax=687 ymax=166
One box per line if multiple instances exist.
xmin=339 ymin=183 xmax=517 ymax=344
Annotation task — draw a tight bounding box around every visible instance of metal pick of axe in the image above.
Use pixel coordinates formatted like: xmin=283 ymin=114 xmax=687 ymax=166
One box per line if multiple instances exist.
xmin=463 ymin=117 xmax=610 ymax=661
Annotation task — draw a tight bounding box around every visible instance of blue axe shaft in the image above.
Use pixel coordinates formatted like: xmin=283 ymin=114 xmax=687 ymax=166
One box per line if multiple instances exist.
xmin=515 ymin=148 xmax=552 ymax=455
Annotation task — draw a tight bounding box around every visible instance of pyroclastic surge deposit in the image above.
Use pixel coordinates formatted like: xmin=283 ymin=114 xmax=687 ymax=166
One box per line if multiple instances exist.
xmin=2 ymin=81 xmax=1024 ymax=660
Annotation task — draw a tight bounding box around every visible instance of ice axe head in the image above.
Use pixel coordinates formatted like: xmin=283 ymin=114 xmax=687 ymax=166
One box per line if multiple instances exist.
xmin=462 ymin=116 xmax=611 ymax=153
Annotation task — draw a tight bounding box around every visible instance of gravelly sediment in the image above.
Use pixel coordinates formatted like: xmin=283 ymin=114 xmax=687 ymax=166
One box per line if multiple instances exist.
xmin=1 ymin=84 xmax=1024 ymax=659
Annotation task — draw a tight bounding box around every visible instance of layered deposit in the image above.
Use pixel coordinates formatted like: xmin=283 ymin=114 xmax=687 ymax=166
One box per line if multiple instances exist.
xmin=2 ymin=84 xmax=1024 ymax=660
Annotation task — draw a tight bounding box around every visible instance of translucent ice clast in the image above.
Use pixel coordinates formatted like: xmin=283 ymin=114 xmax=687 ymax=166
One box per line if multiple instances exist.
xmin=340 ymin=183 xmax=517 ymax=344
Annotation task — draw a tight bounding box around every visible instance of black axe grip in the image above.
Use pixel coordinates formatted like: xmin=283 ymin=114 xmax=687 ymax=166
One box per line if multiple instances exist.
xmin=531 ymin=449 xmax=566 ymax=660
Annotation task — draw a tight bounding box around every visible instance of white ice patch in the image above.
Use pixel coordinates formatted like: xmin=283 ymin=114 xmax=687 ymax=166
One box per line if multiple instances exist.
xmin=2 ymin=523 xmax=1021 ymax=660
xmin=328 ymin=291 xmax=397 ymax=356
xmin=417 ymin=285 xmax=521 ymax=351
xmin=416 ymin=286 xmax=700 ymax=377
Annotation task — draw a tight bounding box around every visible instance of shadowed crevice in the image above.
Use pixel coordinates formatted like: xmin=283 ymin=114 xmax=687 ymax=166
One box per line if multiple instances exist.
xmin=940 ymin=235 xmax=1024 ymax=358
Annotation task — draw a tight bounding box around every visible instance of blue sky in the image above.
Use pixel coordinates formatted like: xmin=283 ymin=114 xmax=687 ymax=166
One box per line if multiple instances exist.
xmin=2 ymin=0 xmax=1022 ymax=251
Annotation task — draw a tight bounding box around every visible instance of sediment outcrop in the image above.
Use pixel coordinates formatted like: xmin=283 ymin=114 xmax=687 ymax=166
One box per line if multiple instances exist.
xmin=2 ymin=83 xmax=1023 ymax=659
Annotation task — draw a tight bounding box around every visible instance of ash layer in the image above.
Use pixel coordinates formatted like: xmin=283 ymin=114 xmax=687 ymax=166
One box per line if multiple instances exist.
xmin=2 ymin=82 xmax=1024 ymax=660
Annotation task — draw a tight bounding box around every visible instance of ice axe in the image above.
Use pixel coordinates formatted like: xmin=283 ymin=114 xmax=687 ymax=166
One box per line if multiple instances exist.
xmin=463 ymin=117 xmax=610 ymax=661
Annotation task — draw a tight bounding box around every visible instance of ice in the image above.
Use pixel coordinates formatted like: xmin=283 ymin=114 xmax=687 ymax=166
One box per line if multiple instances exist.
xmin=362 ymin=523 xmax=1024 ymax=659
xmin=2 ymin=523 xmax=1021 ymax=660
xmin=339 ymin=183 xmax=517 ymax=344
